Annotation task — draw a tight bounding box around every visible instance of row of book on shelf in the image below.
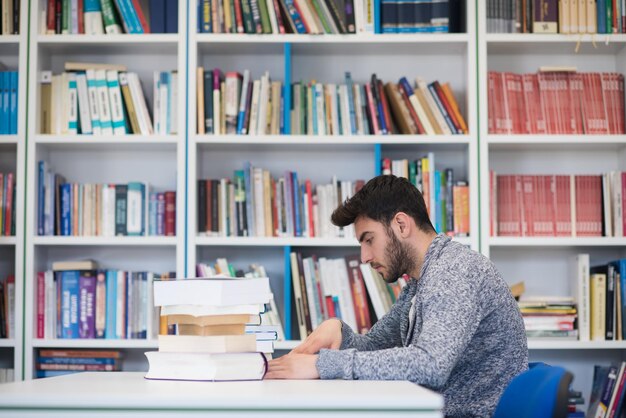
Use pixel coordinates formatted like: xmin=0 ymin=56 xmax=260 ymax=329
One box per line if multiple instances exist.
xmin=38 ymin=161 xmax=176 ymax=237
xmin=0 ymin=1 xmax=18 ymax=35
xmin=382 ymin=157 xmax=470 ymax=236
xmin=0 ymin=71 xmax=18 ymax=135
xmin=488 ymin=0 xmax=626 ymax=35
xmin=197 ymin=0 xmax=372 ymax=34
xmin=491 ymin=171 xmax=626 ymax=237
xmin=40 ymin=63 xmax=176 ymax=136
xmin=196 ymin=69 xmax=467 ymax=136
xmin=40 ymin=0 xmax=178 ymax=35
xmin=0 ymin=274 xmax=14 ymax=339
xmin=0 ymin=172 xmax=15 ymax=237
xmin=488 ymin=70 xmax=625 ymax=135
xmin=36 ymin=259 xmax=285 ymax=343
xmin=588 ymin=362 xmax=626 ymax=418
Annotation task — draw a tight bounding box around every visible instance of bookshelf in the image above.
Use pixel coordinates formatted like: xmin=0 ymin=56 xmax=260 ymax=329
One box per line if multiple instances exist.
xmin=186 ymin=1 xmax=478 ymax=340
xmin=0 ymin=1 xmax=28 ymax=382
xmin=21 ymin=1 xmax=188 ymax=380
xmin=478 ymin=1 xmax=626 ymax=402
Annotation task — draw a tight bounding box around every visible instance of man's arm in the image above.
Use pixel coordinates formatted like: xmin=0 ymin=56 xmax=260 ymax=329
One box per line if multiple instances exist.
xmin=317 ymin=275 xmax=483 ymax=388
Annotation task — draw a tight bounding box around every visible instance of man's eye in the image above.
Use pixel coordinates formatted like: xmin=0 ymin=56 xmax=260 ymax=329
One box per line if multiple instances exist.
xmin=366 ymin=238 xmax=373 ymax=245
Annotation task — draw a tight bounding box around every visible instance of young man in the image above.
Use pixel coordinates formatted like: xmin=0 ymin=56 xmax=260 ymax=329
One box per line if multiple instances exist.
xmin=266 ymin=175 xmax=528 ymax=417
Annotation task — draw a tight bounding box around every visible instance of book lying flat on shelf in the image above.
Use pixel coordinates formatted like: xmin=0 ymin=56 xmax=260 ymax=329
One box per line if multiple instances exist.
xmin=144 ymin=352 xmax=267 ymax=382
xmin=157 ymin=334 xmax=258 ymax=353
xmin=153 ymin=277 xmax=271 ymax=306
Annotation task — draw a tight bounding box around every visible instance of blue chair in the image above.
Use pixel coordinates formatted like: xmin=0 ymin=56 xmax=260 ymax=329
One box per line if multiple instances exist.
xmin=492 ymin=362 xmax=573 ymax=418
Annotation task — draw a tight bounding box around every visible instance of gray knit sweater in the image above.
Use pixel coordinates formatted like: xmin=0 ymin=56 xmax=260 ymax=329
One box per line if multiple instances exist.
xmin=316 ymin=234 xmax=528 ymax=418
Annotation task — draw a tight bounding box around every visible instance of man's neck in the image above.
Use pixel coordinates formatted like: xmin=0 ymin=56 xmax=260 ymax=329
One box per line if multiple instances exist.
xmin=410 ymin=231 xmax=438 ymax=279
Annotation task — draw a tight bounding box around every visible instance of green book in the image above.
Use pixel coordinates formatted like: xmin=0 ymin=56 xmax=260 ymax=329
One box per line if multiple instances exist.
xmin=257 ymin=0 xmax=273 ymax=33
xmin=100 ymin=0 xmax=122 ymax=34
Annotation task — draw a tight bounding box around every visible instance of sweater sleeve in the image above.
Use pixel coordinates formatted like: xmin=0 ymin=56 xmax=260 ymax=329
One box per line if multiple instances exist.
xmin=318 ymin=272 xmax=483 ymax=388
xmin=339 ymin=285 xmax=410 ymax=351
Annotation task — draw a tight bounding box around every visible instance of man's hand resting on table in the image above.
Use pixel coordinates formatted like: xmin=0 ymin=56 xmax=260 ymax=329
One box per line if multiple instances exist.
xmin=265 ymin=319 xmax=342 ymax=379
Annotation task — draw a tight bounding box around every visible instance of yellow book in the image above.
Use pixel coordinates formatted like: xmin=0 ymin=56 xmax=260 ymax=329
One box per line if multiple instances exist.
xmin=441 ymin=83 xmax=468 ymax=134
xmin=197 ymin=67 xmax=205 ymax=135
xmin=177 ymin=323 xmax=246 ymax=336
xmin=119 ymin=73 xmax=141 ymax=134
xmin=590 ymin=273 xmax=607 ymax=341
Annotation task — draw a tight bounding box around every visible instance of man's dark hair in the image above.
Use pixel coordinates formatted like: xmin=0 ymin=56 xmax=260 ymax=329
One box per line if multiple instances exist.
xmin=331 ymin=175 xmax=435 ymax=232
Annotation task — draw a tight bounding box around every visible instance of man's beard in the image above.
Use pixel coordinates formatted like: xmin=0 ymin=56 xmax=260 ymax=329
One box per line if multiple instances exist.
xmin=380 ymin=228 xmax=417 ymax=283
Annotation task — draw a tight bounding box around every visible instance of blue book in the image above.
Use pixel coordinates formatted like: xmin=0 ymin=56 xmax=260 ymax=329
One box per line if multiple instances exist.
xmin=36 ymin=370 xmax=77 ymax=378
xmin=149 ymin=0 xmax=166 ymax=32
xmin=345 ymin=72 xmax=357 ymax=135
xmin=243 ymin=162 xmax=255 ymax=236
xmin=291 ymin=172 xmax=301 ymax=237
xmin=165 ymin=0 xmax=178 ymax=33
xmin=149 ymin=192 xmax=158 ymax=235
xmin=9 ymin=72 xmax=17 ymax=134
xmin=237 ymin=71 xmax=250 ymax=134
xmin=60 ymin=271 xmax=80 ymax=339
xmin=37 ymin=357 xmax=118 ymax=365
xmin=613 ymin=259 xmax=626 ymax=339
xmin=1 ymin=73 xmax=7 ymax=135
xmin=597 ymin=0 xmax=607 ymax=33
xmin=105 ymin=270 xmax=117 ymax=339
xmin=433 ymin=170 xmax=441 ymax=233
xmin=283 ymin=0 xmax=307 ymax=33
xmin=117 ymin=0 xmax=144 ymax=33
xmin=37 ymin=161 xmax=46 ymax=235
xmin=61 ymin=183 xmax=72 ymax=236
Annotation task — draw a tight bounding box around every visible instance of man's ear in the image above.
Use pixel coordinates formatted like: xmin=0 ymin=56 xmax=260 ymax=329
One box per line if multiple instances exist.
xmin=393 ymin=212 xmax=412 ymax=238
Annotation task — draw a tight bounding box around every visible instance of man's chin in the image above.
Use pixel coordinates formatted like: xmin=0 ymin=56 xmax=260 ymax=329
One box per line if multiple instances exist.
xmin=382 ymin=275 xmax=399 ymax=284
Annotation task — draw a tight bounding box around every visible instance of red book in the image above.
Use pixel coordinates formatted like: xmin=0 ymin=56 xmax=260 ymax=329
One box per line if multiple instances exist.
xmin=345 ymin=255 xmax=372 ymax=334
xmin=271 ymin=0 xmax=286 ymax=33
xmin=521 ymin=175 xmax=534 ymax=237
xmin=432 ymin=80 xmax=462 ymax=133
xmin=37 ymin=272 xmax=45 ymax=339
xmin=46 ymin=0 xmax=56 ymax=33
xmin=164 ymin=191 xmax=176 ymax=236
xmin=364 ymin=84 xmax=380 ymax=135
xmin=233 ymin=0 xmax=245 ymax=33
xmin=77 ymin=0 xmax=84 ymax=33
xmin=488 ymin=72 xmax=496 ymax=133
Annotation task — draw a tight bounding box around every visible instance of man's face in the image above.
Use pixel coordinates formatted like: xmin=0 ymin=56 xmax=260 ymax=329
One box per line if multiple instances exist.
xmin=355 ymin=216 xmax=416 ymax=283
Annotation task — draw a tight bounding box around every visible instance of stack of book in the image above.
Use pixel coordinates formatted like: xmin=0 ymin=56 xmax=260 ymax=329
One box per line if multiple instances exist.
xmin=36 ymin=349 xmax=122 ymax=379
xmin=518 ymin=296 xmax=578 ymax=340
xmin=145 ymin=276 xmax=273 ymax=381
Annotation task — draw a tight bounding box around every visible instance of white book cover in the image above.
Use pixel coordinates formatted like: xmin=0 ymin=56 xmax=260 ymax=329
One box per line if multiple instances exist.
xmin=315 ymin=83 xmax=326 ymax=135
xmin=574 ymin=254 xmax=590 ymax=341
xmin=353 ymin=0 xmax=365 ymax=32
xmin=59 ymin=73 xmax=70 ymax=134
xmin=257 ymin=72 xmax=270 ymax=135
xmin=603 ymin=173 xmax=613 ymax=237
xmin=153 ymin=71 xmax=161 ymax=134
xmin=127 ymin=72 xmax=154 ymax=135
xmin=159 ymin=72 xmax=171 ymax=134
xmin=95 ymin=69 xmax=114 ymax=135
xmin=408 ymin=85 xmax=435 ymax=135
xmin=213 ymin=76 xmax=222 ymax=135
xmin=84 ymin=0 xmax=105 ymax=34
xmin=302 ymin=257 xmax=322 ymax=327
xmin=153 ymin=277 xmax=271 ymax=307
xmin=75 ymin=72 xmax=93 ymax=135
xmin=225 ymin=73 xmax=241 ymax=135
xmin=85 ymin=69 xmax=102 ymax=135
xmin=116 ymin=271 xmax=126 ymax=339
xmin=44 ymin=270 xmax=56 ymax=338
xmin=428 ymin=152 xmax=436 ymax=228
xmin=612 ymin=171 xmax=623 ymax=237
xmin=70 ymin=0 xmax=79 ymax=33
xmin=339 ymin=84 xmax=351 ymax=135
xmin=67 ymin=73 xmax=78 ymax=134
xmin=265 ymin=0 xmax=279 ymax=33
xmin=106 ymin=70 xmax=127 ymax=135
xmin=101 ymin=184 xmax=116 ymax=236
xmin=248 ymin=80 xmax=261 ymax=136
xmin=334 ymin=259 xmax=358 ymax=331
xmin=126 ymin=185 xmax=144 ymax=236
xmin=291 ymin=252 xmax=309 ymax=338
xmin=238 ymin=70 xmax=251 ymax=134
xmin=416 ymin=77 xmax=451 ymax=135
xmin=170 ymin=71 xmax=178 ymax=134
xmin=253 ymin=167 xmax=266 ymax=237
xmin=353 ymin=84 xmax=364 ymax=135
xmin=364 ymin=0 xmax=374 ymax=33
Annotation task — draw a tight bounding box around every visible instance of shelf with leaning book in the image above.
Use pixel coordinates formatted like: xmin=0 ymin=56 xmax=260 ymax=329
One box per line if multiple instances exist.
xmin=36 ymin=0 xmax=179 ymax=35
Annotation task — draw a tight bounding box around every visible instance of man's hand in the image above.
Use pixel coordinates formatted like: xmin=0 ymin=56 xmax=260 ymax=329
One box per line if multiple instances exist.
xmin=265 ymin=353 xmax=320 ymax=379
xmin=291 ymin=318 xmax=342 ymax=354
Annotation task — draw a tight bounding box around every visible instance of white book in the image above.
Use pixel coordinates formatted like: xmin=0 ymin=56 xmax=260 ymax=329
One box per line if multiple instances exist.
xmin=265 ymin=0 xmax=279 ymax=33
xmin=612 ymin=171 xmax=623 ymax=237
xmin=257 ymin=72 xmax=270 ymax=135
xmin=158 ymin=72 xmax=171 ymax=134
xmin=353 ymin=84 xmax=364 ymax=135
xmin=106 ymin=70 xmax=127 ymax=135
xmin=248 ymin=80 xmax=261 ymax=136
xmin=213 ymin=74 xmax=222 ymax=135
xmin=253 ymin=167 xmax=265 ymax=237
xmin=290 ymin=252 xmax=309 ymax=338
xmin=95 ymin=69 xmax=114 ymax=135
xmin=416 ymin=77 xmax=451 ymax=135
xmin=153 ymin=277 xmax=271 ymax=307
xmin=170 ymin=71 xmax=178 ymax=134
xmin=153 ymin=71 xmax=161 ymax=134
xmin=101 ymin=184 xmax=116 ymax=236
xmin=85 ymin=69 xmax=102 ymax=135
xmin=127 ymin=72 xmax=154 ymax=135
xmin=302 ymin=258 xmax=321 ymax=327
xmin=44 ymin=270 xmax=56 ymax=338
xmin=353 ymin=0 xmax=365 ymax=32
xmin=238 ymin=70 xmax=251 ymax=134
xmin=116 ymin=271 xmax=126 ymax=339
xmin=428 ymin=152 xmax=436 ymax=228
xmin=339 ymin=84 xmax=351 ymax=135
xmin=407 ymin=85 xmax=435 ymax=135
xmin=220 ymin=178 xmax=228 ymax=237
xmin=315 ymin=83 xmax=326 ymax=135
xmin=70 ymin=0 xmax=79 ymax=33
xmin=160 ymin=304 xmax=266 ymax=317
xmin=75 ymin=72 xmax=93 ymax=135
xmin=603 ymin=173 xmax=613 ymax=237
xmin=364 ymin=0 xmax=375 ymax=33
xmin=334 ymin=258 xmax=358 ymax=331
xmin=58 ymin=73 xmax=70 ymax=134
xmin=573 ymin=254 xmax=590 ymax=341
xmin=225 ymin=73 xmax=241 ymax=135
xmin=67 ymin=73 xmax=78 ymax=134
xmin=126 ymin=184 xmax=144 ymax=236
xmin=84 ymin=0 xmax=105 ymax=34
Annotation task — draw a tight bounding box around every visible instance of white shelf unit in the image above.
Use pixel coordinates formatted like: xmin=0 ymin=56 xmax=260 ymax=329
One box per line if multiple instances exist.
xmin=21 ymin=1 xmax=188 ymax=380
xmin=187 ymin=3 xmax=477 ymax=343
xmin=478 ymin=1 xmax=626 ymax=402
xmin=0 ymin=4 xmax=29 ymax=382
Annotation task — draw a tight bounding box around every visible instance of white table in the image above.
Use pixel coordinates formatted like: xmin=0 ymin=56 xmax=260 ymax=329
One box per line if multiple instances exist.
xmin=0 ymin=372 xmax=443 ymax=417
